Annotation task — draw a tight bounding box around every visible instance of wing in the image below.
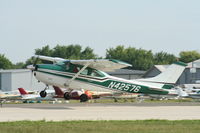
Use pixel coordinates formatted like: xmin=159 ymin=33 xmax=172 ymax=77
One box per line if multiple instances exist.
xmin=33 ymin=55 xmax=132 ymax=71
xmin=67 ymin=59 xmax=132 ymax=71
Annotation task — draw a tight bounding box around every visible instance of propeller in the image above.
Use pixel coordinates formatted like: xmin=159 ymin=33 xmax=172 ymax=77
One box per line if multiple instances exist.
xmin=27 ymin=55 xmax=40 ymax=89
xmin=27 ymin=55 xmax=39 ymax=71
xmin=33 ymin=55 xmax=39 ymax=67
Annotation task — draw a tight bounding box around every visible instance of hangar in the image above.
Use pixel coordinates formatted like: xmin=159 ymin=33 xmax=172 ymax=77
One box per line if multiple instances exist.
xmin=143 ymin=59 xmax=200 ymax=84
xmin=107 ymin=69 xmax=145 ymax=80
xmin=0 ymin=69 xmax=45 ymax=92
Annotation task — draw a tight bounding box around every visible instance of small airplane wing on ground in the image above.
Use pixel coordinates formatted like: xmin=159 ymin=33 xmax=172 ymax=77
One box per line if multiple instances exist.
xmin=33 ymin=55 xmax=132 ymax=71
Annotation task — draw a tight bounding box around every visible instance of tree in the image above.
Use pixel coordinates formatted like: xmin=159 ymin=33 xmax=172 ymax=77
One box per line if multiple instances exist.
xmin=13 ymin=62 xmax=26 ymax=69
xmin=81 ymin=47 xmax=97 ymax=59
xmin=179 ymin=51 xmax=200 ymax=63
xmin=0 ymin=54 xmax=13 ymax=69
xmin=35 ymin=45 xmax=52 ymax=56
xmin=52 ymin=45 xmax=69 ymax=58
xmin=106 ymin=45 xmax=154 ymax=70
xmin=106 ymin=45 xmax=125 ymax=60
xmin=34 ymin=44 xmax=97 ymax=60
xmin=154 ymin=51 xmax=177 ymax=65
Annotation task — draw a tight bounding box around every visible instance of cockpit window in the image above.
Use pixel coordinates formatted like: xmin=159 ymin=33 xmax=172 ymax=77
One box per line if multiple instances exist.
xmin=81 ymin=68 xmax=104 ymax=77
xmin=91 ymin=70 xmax=102 ymax=77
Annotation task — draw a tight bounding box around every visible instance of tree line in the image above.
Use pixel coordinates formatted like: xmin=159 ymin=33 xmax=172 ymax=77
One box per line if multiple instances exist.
xmin=0 ymin=44 xmax=200 ymax=70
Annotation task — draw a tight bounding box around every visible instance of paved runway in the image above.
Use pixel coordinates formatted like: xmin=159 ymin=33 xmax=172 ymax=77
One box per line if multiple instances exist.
xmin=1 ymin=103 xmax=200 ymax=121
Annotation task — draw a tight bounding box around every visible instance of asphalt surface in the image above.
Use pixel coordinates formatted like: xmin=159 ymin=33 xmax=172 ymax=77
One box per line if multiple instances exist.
xmin=1 ymin=102 xmax=200 ymax=121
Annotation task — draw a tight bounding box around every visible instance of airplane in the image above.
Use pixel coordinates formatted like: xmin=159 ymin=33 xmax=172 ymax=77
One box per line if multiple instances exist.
xmin=53 ymin=86 xmax=93 ymax=102
xmin=53 ymin=86 xmax=114 ymax=102
xmin=18 ymin=88 xmax=54 ymax=101
xmin=176 ymin=87 xmax=200 ymax=99
xmin=0 ymin=90 xmax=21 ymax=100
xmin=27 ymin=55 xmax=187 ymax=102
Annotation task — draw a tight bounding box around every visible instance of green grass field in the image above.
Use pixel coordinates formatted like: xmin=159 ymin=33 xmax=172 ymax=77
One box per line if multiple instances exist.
xmin=0 ymin=120 xmax=200 ymax=133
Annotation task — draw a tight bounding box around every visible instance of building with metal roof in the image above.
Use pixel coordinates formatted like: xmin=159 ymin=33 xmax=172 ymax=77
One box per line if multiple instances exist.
xmin=0 ymin=69 xmax=45 ymax=92
xmin=107 ymin=69 xmax=146 ymax=80
xmin=143 ymin=59 xmax=200 ymax=84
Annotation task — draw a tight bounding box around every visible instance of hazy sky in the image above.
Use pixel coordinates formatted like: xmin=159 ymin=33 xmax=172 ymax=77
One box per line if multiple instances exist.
xmin=0 ymin=0 xmax=200 ymax=63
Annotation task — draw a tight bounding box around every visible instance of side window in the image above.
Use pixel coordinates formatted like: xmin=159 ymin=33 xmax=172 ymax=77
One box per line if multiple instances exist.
xmin=81 ymin=69 xmax=89 ymax=75
xmin=65 ymin=62 xmax=70 ymax=70
xmin=91 ymin=70 xmax=101 ymax=77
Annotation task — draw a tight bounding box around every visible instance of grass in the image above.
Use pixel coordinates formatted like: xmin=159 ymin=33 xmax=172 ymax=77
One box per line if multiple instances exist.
xmin=0 ymin=120 xmax=200 ymax=133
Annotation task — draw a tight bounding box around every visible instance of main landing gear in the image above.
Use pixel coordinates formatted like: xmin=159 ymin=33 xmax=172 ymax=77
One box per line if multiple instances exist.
xmin=63 ymin=90 xmax=89 ymax=102
xmin=64 ymin=92 xmax=70 ymax=100
xmin=80 ymin=94 xmax=88 ymax=102
xmin=40 ymin=86 xmax=48 ymax=98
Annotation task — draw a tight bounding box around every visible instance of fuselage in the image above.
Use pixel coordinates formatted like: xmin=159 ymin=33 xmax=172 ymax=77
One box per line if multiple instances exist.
xmin=33 ymin=63 xmax=170 ymax=95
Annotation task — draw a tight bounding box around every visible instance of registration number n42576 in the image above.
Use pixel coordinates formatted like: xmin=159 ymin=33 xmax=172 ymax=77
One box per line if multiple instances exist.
xmin=107 ymin=82 xmax=141 ymax=92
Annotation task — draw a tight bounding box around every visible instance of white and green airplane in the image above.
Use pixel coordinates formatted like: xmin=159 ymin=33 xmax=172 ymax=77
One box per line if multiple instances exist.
xmin=27 ymin=55 xmax=187 ymax=102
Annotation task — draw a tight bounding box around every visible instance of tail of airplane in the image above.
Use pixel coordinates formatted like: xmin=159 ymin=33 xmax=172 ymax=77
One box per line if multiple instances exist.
xmin=139 ymin=62 xmax=187 ymax=84
xmin=18 ymin=88 xmax=28 ymax=95
xmin=53 ymin=86 xmax=64 ymax=96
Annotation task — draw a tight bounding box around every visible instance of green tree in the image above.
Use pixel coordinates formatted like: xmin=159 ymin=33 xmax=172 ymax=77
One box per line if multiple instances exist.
xmin=35 ymin=45 xmax=52 ymax=56
xmin=106 ymin=45 xmax=125 ymax=60
xmin=13 ymin=62 xmax=26 ymax=69
xmin=179 ymin=51 xmax=200 ymax=63
xmin=34 ymin=44 xmax=97 ymax=60
xmin=0 ymin=54 xmax=13 ymax=69
xmin=80 ymin=47 xmax=97 ymax=59
xmin=52 ymin=45 xmax=69 ymax=58
xmin=106 ymin=46 xmax=154 ymax=70
xmin=154 ymin=51 xmax=177 ymax=65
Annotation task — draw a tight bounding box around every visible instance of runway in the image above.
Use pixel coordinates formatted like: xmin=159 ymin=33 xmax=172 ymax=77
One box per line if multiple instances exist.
xmin=1 ymin=102 xmax=200 ymax=122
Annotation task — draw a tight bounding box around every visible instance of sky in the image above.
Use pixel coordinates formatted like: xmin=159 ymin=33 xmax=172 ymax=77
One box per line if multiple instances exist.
xmin=0 ymin=0 xmax=200 ymax=63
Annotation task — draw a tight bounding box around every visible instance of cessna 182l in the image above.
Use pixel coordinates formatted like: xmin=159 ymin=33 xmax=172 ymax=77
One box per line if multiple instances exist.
xmin=27 ymin=55 xmax=187 ymax=102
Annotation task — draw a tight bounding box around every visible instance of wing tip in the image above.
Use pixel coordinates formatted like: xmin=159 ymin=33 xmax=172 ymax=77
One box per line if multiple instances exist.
xmin=173 ymin=61 xmax=187 ymax=67
xmin=109 ymin=59 xmax=132 ymax=67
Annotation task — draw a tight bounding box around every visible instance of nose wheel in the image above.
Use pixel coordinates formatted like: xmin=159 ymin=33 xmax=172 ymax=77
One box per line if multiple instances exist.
xmin=40 ymin=85 xmax=48 ymax=98
xmin=40 ymin=90 xmax=47 ymax=98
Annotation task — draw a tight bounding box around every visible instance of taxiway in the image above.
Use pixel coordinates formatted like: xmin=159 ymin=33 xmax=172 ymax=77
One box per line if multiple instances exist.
xmin=1 ymin=102 xmax=200 ymax=121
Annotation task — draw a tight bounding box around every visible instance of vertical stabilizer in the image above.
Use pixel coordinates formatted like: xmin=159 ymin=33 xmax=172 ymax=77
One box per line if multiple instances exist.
xmin=53 ymin=86 xmax=64 ymax=96
xmin=139 ymin=62 xmax=187 ymax=84
xmin=18 ymin=88 xmax=28 ymax=95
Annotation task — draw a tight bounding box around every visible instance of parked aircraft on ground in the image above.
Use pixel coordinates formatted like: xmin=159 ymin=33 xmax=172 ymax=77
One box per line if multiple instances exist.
xmin=53 ymin=86 xmax=114 ymax=102
xmin=53 ymin=86 xmax=93 ymax=102
xmin=0 ymin=90 xmax=21 ymax=100
xmin=27 ymin=55 xmax=187 ymax=102
xmin=18 ymin=88 xmax=54 ymax=101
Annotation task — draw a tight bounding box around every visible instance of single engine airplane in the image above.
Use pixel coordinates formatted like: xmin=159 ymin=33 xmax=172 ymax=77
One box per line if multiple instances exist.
xmin=27 ymin=55 xmax=187 ymax=101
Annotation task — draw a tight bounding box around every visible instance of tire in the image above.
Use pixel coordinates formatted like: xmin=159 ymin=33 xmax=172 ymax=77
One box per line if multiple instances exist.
xmin=40 ymin=90 xmax=47 ymax=98
xmin=64 ymin=92 xmax=71 ymax=100
xmin=80 ymin=94 xmax=88 ymax=102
